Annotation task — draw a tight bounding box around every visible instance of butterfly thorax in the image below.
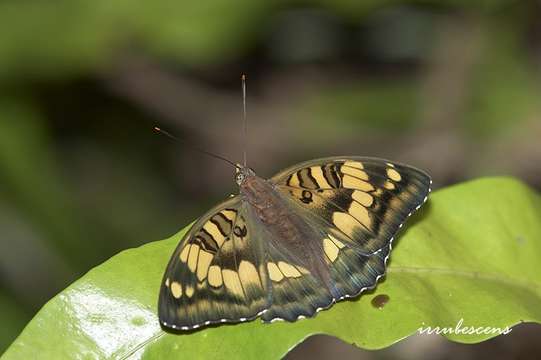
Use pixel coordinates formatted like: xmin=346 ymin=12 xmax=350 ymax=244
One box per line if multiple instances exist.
xmin=238 ymin=173 xmax=276 ymax=213
xmin=239 ymin=173 xmax=332 ymax=287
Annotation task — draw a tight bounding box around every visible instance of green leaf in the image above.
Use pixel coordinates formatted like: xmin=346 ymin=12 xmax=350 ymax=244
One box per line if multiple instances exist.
xmin=2 ymin=177 xmax=541 ymax=359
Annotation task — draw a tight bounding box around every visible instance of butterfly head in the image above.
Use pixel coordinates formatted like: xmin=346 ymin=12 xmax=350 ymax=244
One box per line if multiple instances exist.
xmin=235 ymin=165 xmax=255 ymax=186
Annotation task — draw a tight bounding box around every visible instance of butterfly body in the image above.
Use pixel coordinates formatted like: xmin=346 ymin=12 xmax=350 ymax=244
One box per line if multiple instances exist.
xmin=159 ymin=157 xmax=431 ymax=330
xmin=240 ymin=170 xmax=333 ymax=291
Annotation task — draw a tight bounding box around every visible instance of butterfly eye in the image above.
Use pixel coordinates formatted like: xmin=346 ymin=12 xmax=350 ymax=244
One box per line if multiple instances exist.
xmin=236 ymin=172 xmax=246 ymax=185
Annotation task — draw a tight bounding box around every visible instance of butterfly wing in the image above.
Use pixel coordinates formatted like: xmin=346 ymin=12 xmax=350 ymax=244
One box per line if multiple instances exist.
xmin=257 ymin=156 xmax=430 ymax=321
xmin=158 ymin=197 xmax=270 ymax=330
xmin=270 ymin=156 xmax=431 ymax=255
xmin=260 ymin=237 xmax=391 ymax=322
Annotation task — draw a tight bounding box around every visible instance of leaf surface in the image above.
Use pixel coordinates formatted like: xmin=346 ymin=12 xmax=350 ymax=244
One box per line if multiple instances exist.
xmin=3 ymin=177 xmax=541 ymax=359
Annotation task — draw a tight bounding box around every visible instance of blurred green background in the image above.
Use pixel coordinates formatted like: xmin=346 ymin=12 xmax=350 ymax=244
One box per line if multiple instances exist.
xmin=1 ymin=0 xmax=541 ymax=358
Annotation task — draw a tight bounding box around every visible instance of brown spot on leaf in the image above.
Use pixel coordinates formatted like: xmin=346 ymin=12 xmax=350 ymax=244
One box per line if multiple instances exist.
xmin=371 ymin=294 xmax=390 ymax=309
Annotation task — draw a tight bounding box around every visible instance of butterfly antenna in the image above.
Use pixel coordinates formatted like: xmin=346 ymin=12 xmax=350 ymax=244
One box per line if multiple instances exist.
xmin=241 ymin=74 xmax=247 ymax=167
xmin=153 ymin=127 xmax=239 ymax=169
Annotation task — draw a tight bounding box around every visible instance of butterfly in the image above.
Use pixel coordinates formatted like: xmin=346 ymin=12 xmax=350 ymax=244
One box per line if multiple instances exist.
xmin=158 ymin=156 xmax=431 ymax=330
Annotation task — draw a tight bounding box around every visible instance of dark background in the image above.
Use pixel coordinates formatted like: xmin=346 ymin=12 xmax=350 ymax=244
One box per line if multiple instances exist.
xmin=1 ymin=0 xmax=540 ymax=358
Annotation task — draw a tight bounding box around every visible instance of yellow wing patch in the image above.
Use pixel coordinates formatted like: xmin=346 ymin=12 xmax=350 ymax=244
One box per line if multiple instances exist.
xmin=185 ymin=285 xmax=194 ymax=298
xmin=343 ymin=160 xmax=364 ymax=169
xmin=203 ymin=221 xmax=227 ymax=247
xmin=267 ymin=261 xmax=307 ymax=282
xmin=342 ymin=175 xmax=374 ymax=191
xmin=308 ymin=166 xmax=332 ymax=188
xmin=196 ymin=251 xmax=213 ymax=281
xmin=323 ymin=234 xmax=348 ymax=263
xmin=348 ymin=201 xmax=371 ymax=228
xmin=384 ymin=181 xmax=396 ymax=190
xmin=222 ymin=269 xmax=245 ymax=298
xmin=187 ymin=244 xmax=200 ymax=272
xmin=267 ymin=262 xmax=284 ymax=282
xmin=238 ymin=260 xmax=261 ymax=288
xmin=341 ymin=164 xmax=369 ymax=180
xmin=208 ymin=265 xmax=223 ymax=287
xmin=277 ymin=261 xmax=302 ymax=278
xmin=323 ymin=238 xmax=340 ymax=262
xmin=352 ymin=190 xmax=373 ymax=207
xmin=170 ymin=281 xmax=183 ymax=299
xmin=386 ymin=168 xmax=402 ymax=182
xmin=179 ymin=245 xmax=190 ymax=262
xmin=333 ymin=211 xmax=371 ymax=237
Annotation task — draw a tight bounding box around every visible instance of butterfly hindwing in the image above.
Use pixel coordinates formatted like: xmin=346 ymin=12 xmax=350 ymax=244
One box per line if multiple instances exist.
xmin=260 ymin=238 xmax=391 ymax=322
xmin=158 ymin=197 xmax=270 ymax=330
xmin=258 ymin=209 xmax=393 ymax=322
xmin=261 ymin=244 xmax=333 ymax=322
xmin=324 ymin=242 xmax=391 ymax=300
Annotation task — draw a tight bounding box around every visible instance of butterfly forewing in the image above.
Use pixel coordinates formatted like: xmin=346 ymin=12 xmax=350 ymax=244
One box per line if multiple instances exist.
xmin=271 ymin=156 xmax=431 ymax=255
xmin=158 ymin=197 xmax=270 ymax=330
